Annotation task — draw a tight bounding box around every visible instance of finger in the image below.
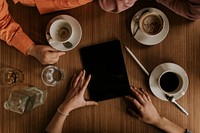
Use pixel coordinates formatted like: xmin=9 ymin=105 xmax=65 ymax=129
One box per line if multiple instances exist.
xmin=127 ymin=108 xmax=139 ymax=118
xmin=49 ymin=51 xmax=66 ymax=58
xmin=80 ymin=70 xmax=86 ymax=86
xmin=70 ymin=74 xmax=77 ymax=88
xmin=85 ymin=101 xmax=98 ymax=106
xmin=43 ymin=57 xmax=59 ymax=64
xmin=140 ymin=88 xmax=151 ymax=102
xmin=80 ymin=74 xmax=91 ymax=95
xmin=56 ymin=51 xmax=66 ymax=57
xmin=76 ymin=70 xmax=86 ymax=92
xmin=72 ymin=71 xmax=83 ymax=88
xmin=43 ymin=45 xmax=62 ymax=53
xmin=130 ymin=87 xmax=146 ymax=104
xmin=125 ymin=96 xmax=141 ymax=110
xmin=136 ymin=88 xmax=149 ymax=102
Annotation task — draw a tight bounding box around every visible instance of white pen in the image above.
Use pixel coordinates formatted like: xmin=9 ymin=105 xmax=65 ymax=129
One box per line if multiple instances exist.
xmin=124 ymin=46 xmax=149 ymax=76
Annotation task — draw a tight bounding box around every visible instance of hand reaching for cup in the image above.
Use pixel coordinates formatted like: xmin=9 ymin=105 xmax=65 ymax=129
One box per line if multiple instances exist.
xmin=27 ymin=44 xmax=65 ymax=65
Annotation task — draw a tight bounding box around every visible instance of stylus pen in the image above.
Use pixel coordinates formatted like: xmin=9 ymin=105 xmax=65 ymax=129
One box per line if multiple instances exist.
xmin=125 ymin=46 xmax=150 ymax=76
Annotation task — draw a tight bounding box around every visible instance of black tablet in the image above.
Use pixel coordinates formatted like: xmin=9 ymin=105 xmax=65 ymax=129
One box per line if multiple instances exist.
xmin=80 ymin=40 xmax=130 ymax=101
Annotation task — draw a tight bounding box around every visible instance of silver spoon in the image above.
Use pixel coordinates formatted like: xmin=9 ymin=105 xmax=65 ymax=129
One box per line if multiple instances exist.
xmin=63 ymin=42 xmax=73 ymax=49
xmin=165 ymin=94 xmax=188 ymax=115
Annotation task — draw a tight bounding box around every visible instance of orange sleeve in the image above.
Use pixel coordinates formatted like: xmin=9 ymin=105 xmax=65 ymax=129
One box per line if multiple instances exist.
xmin=0 ymin=0 xmax=34 ymax=54
xmin=35 ymin=0 xmax=92 ymax=14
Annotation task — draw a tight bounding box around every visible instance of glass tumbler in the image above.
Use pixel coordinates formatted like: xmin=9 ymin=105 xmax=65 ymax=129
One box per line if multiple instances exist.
xmin=0 ymin=67 xmax=24 ymax=88
xmin=41 ymin=65 xmax=64 ymax=86
xmin=4 ymin=87 xmax=47 ymax=114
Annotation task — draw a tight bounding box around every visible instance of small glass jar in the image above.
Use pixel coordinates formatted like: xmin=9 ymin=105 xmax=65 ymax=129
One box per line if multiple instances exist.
xmin=0 ymin=67 xmax=24 ymax=88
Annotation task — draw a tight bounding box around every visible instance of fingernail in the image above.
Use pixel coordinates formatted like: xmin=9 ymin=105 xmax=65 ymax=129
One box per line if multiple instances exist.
xmin=61 ymin=52 xmax=65 ymax=55
xmin=125 ymin=95 xmax=130 ymax=98
xmin=130 ymin=86 xmax=134 ymax=89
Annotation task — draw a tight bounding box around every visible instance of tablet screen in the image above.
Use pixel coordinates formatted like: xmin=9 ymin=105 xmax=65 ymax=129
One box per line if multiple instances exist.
xmin=80 ymin=40 xmax=130 ymax=101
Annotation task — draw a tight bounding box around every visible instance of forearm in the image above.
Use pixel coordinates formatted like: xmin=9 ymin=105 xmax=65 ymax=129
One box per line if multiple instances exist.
xmin=35 ymin=0 xmax=93 ymax=14
xmin=45 ymin=111 xmax=68 ymax=133
xmin=153 ymin=116 xmax=185 ymax=133
xmin=0 ymin=0 xmax=34 ymax=54
xmin=46 ymin=103 xmax=71 ymax=133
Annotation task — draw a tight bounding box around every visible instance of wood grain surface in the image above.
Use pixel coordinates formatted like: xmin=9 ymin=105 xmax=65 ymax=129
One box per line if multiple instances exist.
xmin=0 ymin=0 xmax=200 ymax=133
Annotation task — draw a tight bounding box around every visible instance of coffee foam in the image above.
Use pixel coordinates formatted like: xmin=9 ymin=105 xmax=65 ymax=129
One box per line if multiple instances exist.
xmin=140 ymin=13 xmax=163 ymax=35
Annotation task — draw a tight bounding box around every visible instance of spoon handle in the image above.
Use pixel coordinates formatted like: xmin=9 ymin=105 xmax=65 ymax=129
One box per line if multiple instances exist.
xmin=172 ymin=100 xmax=189 ymax=115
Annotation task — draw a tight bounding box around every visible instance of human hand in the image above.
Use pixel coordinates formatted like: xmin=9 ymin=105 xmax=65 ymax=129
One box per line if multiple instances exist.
xmin=27 ymin=45 xmax=65 ymax=65
xmin=58 ymin=70 xmax=98 ymax=115
xmin=125 ymin=86 xmax=162 ymax=125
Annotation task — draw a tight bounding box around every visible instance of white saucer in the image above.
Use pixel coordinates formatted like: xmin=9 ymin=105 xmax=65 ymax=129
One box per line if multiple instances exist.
xmin=46 ymin=15 xmax=82 ymax=51
xmin=149 ymin=63 xmax=189 ymax=101
xmin=131 ymin=7 xmax=169 ymax=45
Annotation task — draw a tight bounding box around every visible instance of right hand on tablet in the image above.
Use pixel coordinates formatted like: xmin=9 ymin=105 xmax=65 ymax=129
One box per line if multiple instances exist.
xmin=125 ymin=86 xmax=162 ymax=125
xmin=125 ymin=86 xmax=186 ymax=133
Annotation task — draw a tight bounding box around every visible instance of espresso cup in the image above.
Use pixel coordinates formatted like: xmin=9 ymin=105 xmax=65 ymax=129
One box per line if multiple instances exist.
xmin=158 ymin=70 xmax=183 ymax=94
xmin=139 ymin=12 xmax=163 ymax=36
xmin=50 ymin=19 xmax=73 ymax=43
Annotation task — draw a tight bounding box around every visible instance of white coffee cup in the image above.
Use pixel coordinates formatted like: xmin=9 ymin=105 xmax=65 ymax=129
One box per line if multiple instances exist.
xmin=158 ymin=70 xmax=183 ymax=95
xmin=50 ymin=19 xmax=73 ymax=43
xmin=139 ymin=12 xmax=164 ymax=36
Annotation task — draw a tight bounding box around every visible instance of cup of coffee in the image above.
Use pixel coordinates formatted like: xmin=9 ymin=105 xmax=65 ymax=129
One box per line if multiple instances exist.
xmin=49 ymin=19 xmax=73 ymax=43
xmin=158 ymin=70 xmax=183 ymax=94
xmin=139 ymin=12 xmax=163 ymax=36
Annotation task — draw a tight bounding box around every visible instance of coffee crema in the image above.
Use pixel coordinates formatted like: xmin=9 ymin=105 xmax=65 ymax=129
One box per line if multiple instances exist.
xmin=57 ymin=27 xmax=70 ymax=41
xmin=141 ymin=14 xmax=163 ymax=35
xmin=159 ymin=72 xmax=179 ymax=92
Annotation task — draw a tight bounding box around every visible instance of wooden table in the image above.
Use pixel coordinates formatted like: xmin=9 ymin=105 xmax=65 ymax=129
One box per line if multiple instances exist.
xmin=1 ymin=0 xmax=200 ymax=132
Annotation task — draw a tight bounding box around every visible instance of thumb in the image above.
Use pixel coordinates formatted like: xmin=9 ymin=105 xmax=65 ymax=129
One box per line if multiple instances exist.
xmin=48 ymin=51 xmax=66 ymax=59
xmin=85 ymin=101 xmax=98 ymax=106
xmin=42 ymin=46 xmax=66 ymax=56
xmin=56 ymin=51 xmax=66 ymax=57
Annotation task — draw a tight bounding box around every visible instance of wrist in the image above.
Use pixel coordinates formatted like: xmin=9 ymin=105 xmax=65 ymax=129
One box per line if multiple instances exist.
xmin=58 ymin=103 xmax=72 ymax=115
xmin=26 ymin=45 xmax=35 ymax=56
xmin=151 ymin=115 xmax=165 ymax=128
xmin=57 ymin=108 xmax=69 ymax=116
